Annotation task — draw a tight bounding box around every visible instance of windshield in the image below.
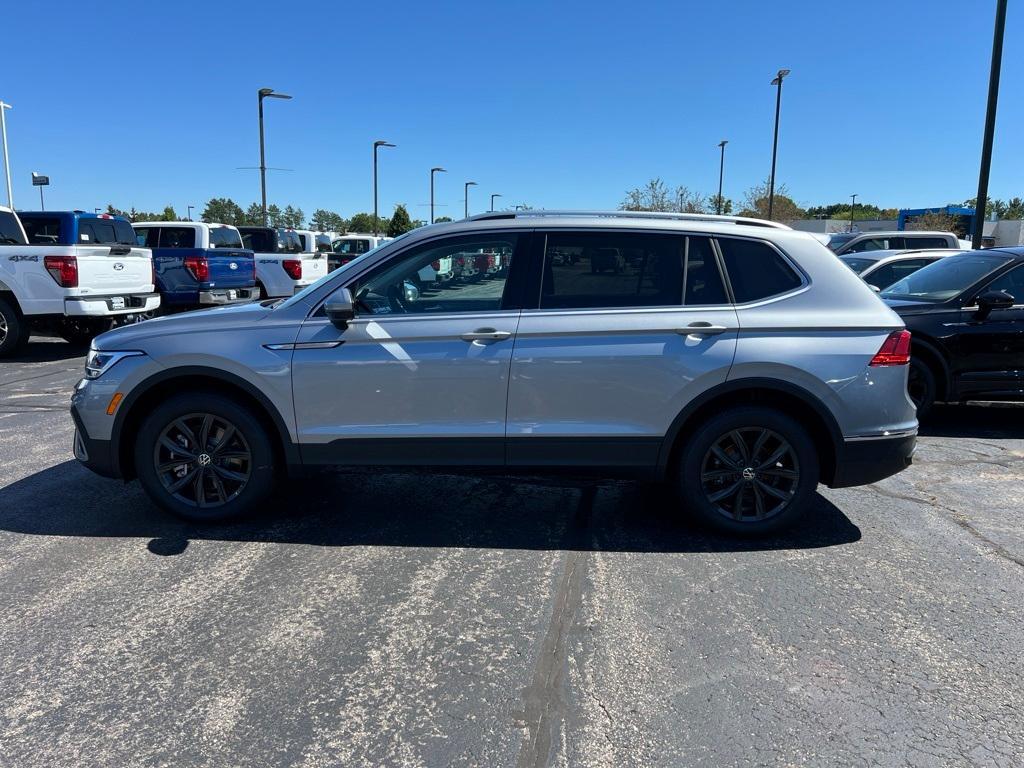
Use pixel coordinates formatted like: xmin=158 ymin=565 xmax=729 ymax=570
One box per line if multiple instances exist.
xmin=881 ymin=253 xmax=1010 ymax=302
xmin=209 ymin=226 xmax=244 ymax=249
xmin=840 ymin=257 xmax=875 ymax=273
xmin=274 ymin=232 xmax=414 ymax=311
xmin=827 ymin=233 xmax=855 ymax=252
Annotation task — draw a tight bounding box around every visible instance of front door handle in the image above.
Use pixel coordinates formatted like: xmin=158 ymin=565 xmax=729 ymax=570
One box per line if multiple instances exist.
xmin=461 ymin=328 xmax=512 ymax=342
xmin=677 ymin=322 xmax=729 ymax=336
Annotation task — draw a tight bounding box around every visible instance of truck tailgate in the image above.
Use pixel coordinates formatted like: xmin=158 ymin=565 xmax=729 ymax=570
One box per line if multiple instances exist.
xmin=302 ymin=253 xmax=328 ymax=283
xmin=73 ymin=245 xmax=153 ymax=294
xmin=207 ymin=250 xmax=256 ymax=287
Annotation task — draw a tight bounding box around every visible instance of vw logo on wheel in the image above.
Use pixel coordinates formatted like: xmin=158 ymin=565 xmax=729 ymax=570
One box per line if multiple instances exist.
xmin=113 ymin=262 xmax=124 ymax=271
xmin=229 ymin=262 xmax=238 ymax=270
xmin=741 ymin=467 xmax=756 ymax=481
xmin=197 ymin=453 xmax=212 ymax=467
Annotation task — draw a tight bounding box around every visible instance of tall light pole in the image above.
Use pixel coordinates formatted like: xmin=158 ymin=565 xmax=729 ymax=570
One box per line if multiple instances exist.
xmin=972 ymin=0 xmax=1007 ymax=249
xmin=767 ymin=68 xmax=790 ymax=221
xmin=0 ymin=101 xmax=12 ymax=208
xmin=716 ymin=140 xmax=728 ymax=215
xmin=850 ymin=194 xmax=858 ymax=232
xmin=373 ymin=139 xmax=396 ymax=236
xmin=258 ymin=88 xmax=292 ymax=226
xmin=464 ymin=181 xmax=477 ymax=218
xmin=187 ymin=205 xmax=194 ymax=222
xmin=490 ymin=193 xmax=502 ymax=212
xmin=430 ymin=166 xmax=446 ymax=224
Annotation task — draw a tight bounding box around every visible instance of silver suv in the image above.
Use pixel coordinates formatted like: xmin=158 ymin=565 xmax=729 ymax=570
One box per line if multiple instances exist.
xmin=71 ymin=211 xmax=917 ymax=535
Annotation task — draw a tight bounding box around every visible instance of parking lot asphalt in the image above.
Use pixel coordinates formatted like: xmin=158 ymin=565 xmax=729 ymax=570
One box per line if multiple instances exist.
xmin=1 ymin=338 xmax=1023 ymax=768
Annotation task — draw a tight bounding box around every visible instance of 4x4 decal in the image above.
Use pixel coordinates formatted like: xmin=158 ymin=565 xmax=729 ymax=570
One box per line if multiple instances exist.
xmin=9 ymin=254 xmax=40 ymax=262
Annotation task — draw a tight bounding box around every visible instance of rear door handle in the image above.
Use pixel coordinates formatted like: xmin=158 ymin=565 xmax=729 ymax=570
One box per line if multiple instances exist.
xmin=461 ymin=328 xmax=512 ymax=342
xmin=677 ymin=322 xmax=729 ymax=336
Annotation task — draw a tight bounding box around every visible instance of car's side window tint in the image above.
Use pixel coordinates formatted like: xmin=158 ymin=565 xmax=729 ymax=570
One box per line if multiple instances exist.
xmin=984 ymin=264 xmax=1024 ymax=302
xmin=865 ymin=258 xmax=933 ymax=290
xmin=540 ymin=231 xmax=686 ymax=309
xmin=683 ymin=236 xmax=728 ymax=305
xmin=717 ymin=238 xmax=803 ymax=303
xmin=351 ymin=235 xmax=518 ymax=316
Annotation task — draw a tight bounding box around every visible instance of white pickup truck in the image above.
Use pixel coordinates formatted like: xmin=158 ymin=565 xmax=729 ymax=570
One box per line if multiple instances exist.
xmin=0 ymin=207 xmax=159 ymax=356
xmin=238 ymin=227 xmax=328 ymax=297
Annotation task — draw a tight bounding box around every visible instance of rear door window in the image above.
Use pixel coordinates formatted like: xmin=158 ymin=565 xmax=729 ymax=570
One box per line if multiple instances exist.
xmin=847 ymin=237 xmax=889 ymax=253
xmin=134 ymin=227 xmax=160 ymax=248
xmin=209 ymin=227 xmax=243 ymax=248
xmin=0 ymin=211 xmax=27 ymax=244
xmin=157 ymin=227 xmax=196 ymax=248
xmin=906 ymin=236 xmax=950 ymax=249
xmin=242 ymin=229 xmax=275 ymax=252
xmin=864 ymin=258 xmax=937 ymax=290
xmin=21 ymin=216 xmax=63 ymax=244
xmin=717 ymin=238 xmax=803 ymax=303
xmin=539 ymin=231 xmax=688 ymax=309
xmin=78 ymin=218 xmax=137 ymax=245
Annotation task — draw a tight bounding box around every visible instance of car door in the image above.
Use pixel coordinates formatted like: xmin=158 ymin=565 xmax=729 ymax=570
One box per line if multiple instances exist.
xmin=953 ymin=263 xmax=1024 ymax=397
xmin=290 ymin=231 xmax=530 ymax=465
xmin=506 ymin=229 xmax=738 ymax=468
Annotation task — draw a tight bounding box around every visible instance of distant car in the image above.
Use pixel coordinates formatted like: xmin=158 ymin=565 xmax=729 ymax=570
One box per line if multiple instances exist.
xmin=827 ymin=231 xmax=961 ymax=256
xmin=330 ymin=235 xmax=390 ymax=272
xmin=881 ymin=248 xmax=1024 ymax=416
xmin=839 ymin=249 xmax=961 ymax=291
xmin=237 ymin=227 xmax=328 ymax=298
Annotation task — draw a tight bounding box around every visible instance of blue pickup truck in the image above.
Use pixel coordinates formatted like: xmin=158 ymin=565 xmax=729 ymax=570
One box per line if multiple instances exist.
xmin=131 ymin=222 xmax=259 ymax=311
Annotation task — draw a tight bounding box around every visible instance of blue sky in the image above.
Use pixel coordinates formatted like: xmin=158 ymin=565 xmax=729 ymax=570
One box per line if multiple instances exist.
xmin=3 ymin=0 xmax=1022 ymax=220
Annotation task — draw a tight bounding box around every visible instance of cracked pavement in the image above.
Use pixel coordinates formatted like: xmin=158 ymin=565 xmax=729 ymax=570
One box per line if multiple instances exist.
xmin=1 ymin=338 xmax=1022 ymax=767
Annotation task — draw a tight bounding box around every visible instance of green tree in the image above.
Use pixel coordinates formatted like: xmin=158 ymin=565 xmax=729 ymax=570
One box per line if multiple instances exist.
xmin=707 ymin=195 xmax=733 ymax=215
xmin=266 ymin=204 xmax=283 ymax=227
xmin=1005 ymin=198 xmax=1024 ymax=219
xmin=908 ymin=212 xmax=967 ymax=238
xmin=242 ymin=202 xmax=264 ymax=225
xmin=202 ymin=198 xmax=245 ymax=225
xmin=434 ymin=216 xmax=453 ymax=223
xmin=621 ymin=178 xmax=675 ymax=211
xmin=387 ymin=204 xmax=414 ymax=237
xmin=310 ymin=209 xmax=348 ymax=232
xmin=348 ymin=212 xmax=388 ymax=233
xmin=281 ymin=205 xmax=305 ymax=229
xmin=736 ymin=180 xmax=805 ymax=222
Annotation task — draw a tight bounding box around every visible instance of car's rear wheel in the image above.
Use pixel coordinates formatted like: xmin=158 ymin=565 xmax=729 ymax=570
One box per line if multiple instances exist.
xmin=134 ymin=393 xmax=278 ymax=522
xmin=677 ymin=406 xmax=819 ymax=536
xmin=907 ymin=357 xmax=936 ymax=418
xmin=0 ymin=297 xmax=29 ymax=357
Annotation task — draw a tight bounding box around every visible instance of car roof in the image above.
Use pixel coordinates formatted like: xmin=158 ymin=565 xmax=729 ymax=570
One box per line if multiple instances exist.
xmin=131 ymin=221 xmax=235 ymax=228
xmin=984 ymin=246 xmax=1024 ymax=261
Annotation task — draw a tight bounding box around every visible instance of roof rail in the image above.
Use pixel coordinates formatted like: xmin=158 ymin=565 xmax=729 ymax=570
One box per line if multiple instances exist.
xmin=465 ymin=210 xmax=791 ymax=229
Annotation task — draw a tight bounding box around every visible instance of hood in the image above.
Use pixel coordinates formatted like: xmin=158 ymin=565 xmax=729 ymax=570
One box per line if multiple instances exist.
xmin=95 ymin=301 xmax=273 ymax=350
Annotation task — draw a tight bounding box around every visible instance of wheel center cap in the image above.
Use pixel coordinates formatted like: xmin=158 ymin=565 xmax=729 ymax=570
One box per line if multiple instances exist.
xmin=198 ymin=453 xmax=212 ymax=467
xmin=741 ymin=467 xmax=756 ymax=481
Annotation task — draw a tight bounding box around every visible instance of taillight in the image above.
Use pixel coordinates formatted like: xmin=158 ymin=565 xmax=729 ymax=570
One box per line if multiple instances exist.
xmin=283 ymin=259 xmax=302 ymax=280
xmin=183 ymin=256 xmax=209 ymax=282
xmin=870 ymin=330 xmax=911 ymax=366
xmin=44 ymin=255 xmax=78 ymax=287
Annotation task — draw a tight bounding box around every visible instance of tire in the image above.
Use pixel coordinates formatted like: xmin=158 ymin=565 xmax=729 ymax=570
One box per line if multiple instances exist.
xmin=676 ymin=406 xmax=819 ymax=536
xmin=134 ymin=392 xmax=278 ymax=522
xmin=0 ymin=296 xmax=29 ymax=358
xmin=59 ymin=318 xmax=116 ymax=346
xmin=907 ymin=357 xmax=936 ymax=419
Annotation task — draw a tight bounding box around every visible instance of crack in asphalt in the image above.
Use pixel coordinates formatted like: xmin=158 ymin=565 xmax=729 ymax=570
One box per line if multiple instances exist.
xmin=514 ymin=484 xmax=597 ymax=768
xmin=859 ymin=483 xmax=1024 ymax=570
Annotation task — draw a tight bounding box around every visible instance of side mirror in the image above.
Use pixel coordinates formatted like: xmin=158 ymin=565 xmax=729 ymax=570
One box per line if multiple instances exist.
xmin=974 ymin=289 xmax=1015 ymax=320
xmin=324 ymin=287 xmax=355 ymax=329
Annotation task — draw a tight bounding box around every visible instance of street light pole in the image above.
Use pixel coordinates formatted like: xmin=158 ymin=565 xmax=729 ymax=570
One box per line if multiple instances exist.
xmin=464 ymin=181 xmax=477 ymax=218
xmin=374 ymin=140 xmax=396 ymax=236
xmin=187 ymin=205 xmax=194 ymax=222
xmin=850 ymin=193 xmax=858 ymax=232
xmin=0 ymin=101 xmax=13 ymax=208
xmin=972 ymin=0 xmax=1008 ymax=249
xmin=430 ymin=167 xmax=446 ymax=224
xmin=767 ymin=69 xmax=790 ymax=221
xmin=717 ymin=140 xmax=728 ymax=215
xmin=258 ymin=88 xmax=292 ymax=227
xmin=490 ymin=193 xmax=502 ymax=212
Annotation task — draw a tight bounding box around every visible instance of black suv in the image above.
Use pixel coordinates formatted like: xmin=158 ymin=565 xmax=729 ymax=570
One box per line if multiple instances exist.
xmin=880 ymin=248 xmax=1024 ymax=415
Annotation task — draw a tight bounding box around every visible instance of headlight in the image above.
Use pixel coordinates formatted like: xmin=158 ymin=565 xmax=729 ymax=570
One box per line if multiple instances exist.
xmin=85 ymin=347 xmax=144 ymax=379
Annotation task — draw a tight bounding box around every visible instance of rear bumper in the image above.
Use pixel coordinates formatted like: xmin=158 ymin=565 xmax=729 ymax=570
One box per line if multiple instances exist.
xmin=64 ymin=293 xmax=161 ymax=317
xmin=199 ymin=287 xmax=260 ymax=305
xmin=829 ymin=431 xmax=916 ymax=488
xmin=71 ymin=404 xmax=121 ymax=479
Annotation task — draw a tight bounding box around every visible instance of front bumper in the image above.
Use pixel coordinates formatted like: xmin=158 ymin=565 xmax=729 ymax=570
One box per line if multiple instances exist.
xmin=71 ymin=404 xmax=121 ymax=478
xmin=199 ymin=287 xmax=260 ymax=305
xmin=829 ymin=431 xmax=916 ymax=488
xmin=64 ymin=293 xmax=161 ymax=317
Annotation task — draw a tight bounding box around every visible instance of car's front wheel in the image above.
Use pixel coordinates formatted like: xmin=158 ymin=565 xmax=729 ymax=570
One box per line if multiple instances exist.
xmin=134 ymin=393 xmax=278 ymax=522
xmin=677 ymin=406 xmax=819 ymax=536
